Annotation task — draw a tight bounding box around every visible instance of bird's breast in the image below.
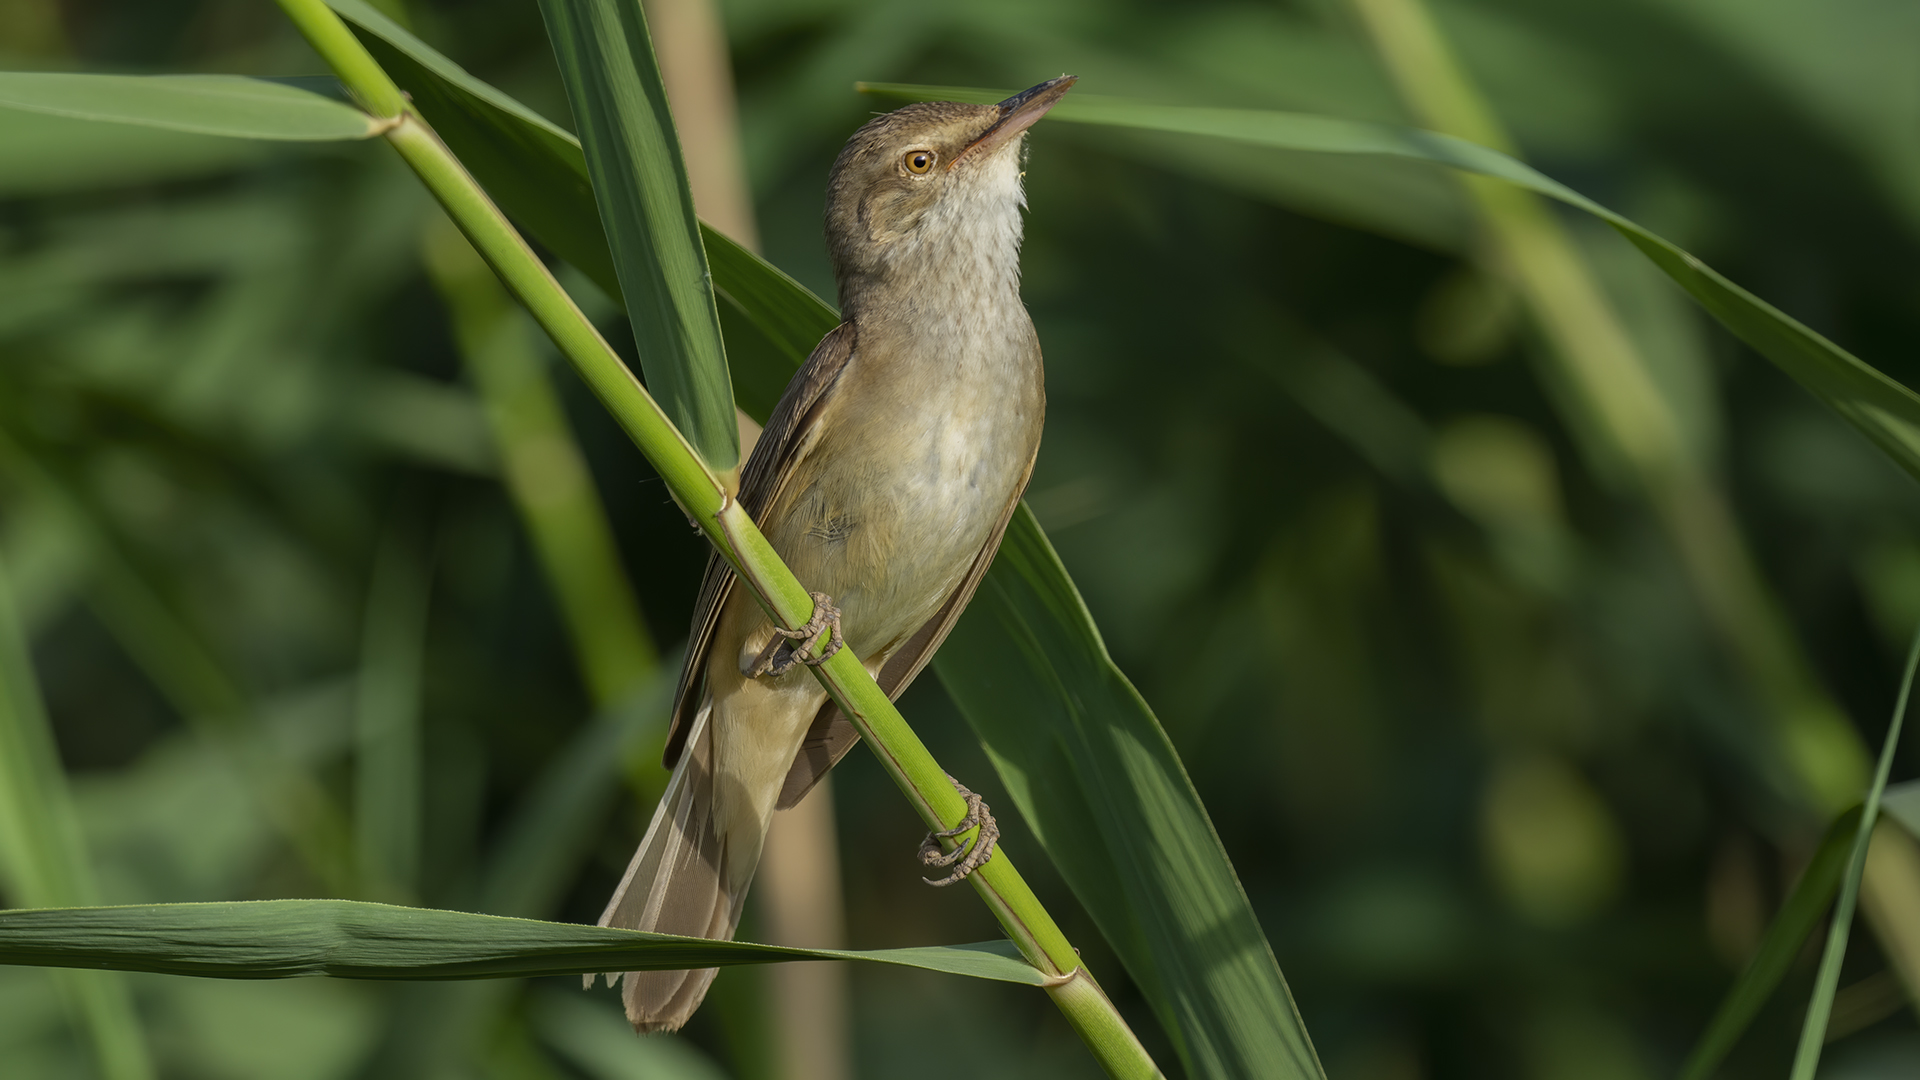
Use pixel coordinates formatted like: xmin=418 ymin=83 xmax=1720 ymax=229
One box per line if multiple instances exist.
xmin=771 ymin=302 xmax=1043 ymax=656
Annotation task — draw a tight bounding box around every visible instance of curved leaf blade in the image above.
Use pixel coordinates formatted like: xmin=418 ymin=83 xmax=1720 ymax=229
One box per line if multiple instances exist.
xmin=0 ymin=107 xmax=272 ymax=195
xmin=859 ymin=83 xmax=1920 ymax=488
xmin=0 ymin=73 xmax=378 ymax=141
xmin=0 ymin=900 xmax=1047 ymax=985
xmin=936 ymin=510 xmax=1324 ymax=1079
xmin=532 ymin=0 xmax=739 ymax=474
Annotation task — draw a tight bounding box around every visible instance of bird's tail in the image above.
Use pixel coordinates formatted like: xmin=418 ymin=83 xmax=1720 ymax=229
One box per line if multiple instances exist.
xmin=594 ymin=699 xmax=745 ymax=1032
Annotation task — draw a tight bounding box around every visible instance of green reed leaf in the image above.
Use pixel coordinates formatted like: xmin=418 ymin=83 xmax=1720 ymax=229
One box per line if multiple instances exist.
xmin=0 ymin=900 xmax=1046 ymax=985
xmin=531 ymin=0 xmax=738 ymax=474
xmin=0 ymin=73 xmax=378 ymax=141
xmin=0 ymin=107 xmax=271 ymax=195
xmin=935 ymin=509 xmax=1326 ymax=1079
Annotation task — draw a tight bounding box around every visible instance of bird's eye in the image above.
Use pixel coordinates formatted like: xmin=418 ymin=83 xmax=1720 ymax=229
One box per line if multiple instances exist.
xmin=903 ymin=149 xmax=935 ymax=174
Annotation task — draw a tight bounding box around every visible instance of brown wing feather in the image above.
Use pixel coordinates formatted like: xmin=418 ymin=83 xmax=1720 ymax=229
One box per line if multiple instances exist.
xmin=662 ymin=323 xmax=858 ymax=767
xmin=775 ymin=447 xmax=1038 ymax=808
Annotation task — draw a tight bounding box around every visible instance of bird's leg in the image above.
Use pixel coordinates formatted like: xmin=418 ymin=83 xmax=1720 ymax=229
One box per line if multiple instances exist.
xmin=918 ymin=775 xmax=999 ymax=886
xmin=747 ymin=591 xmax=845 ymax=678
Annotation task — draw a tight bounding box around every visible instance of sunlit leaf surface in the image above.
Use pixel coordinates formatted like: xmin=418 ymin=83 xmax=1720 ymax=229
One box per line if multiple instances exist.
xmin=0 ymin=900 xmax=1047 ymax=984
xmin=0 ymin=73 xmax=378 ymax=141
xmin=531 ymin=0 xmax=739 ymax=473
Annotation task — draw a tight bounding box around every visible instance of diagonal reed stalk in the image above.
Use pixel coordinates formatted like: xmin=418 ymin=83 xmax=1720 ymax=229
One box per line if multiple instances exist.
xmin=270 ymin=0 xmax=1161 ymax=1074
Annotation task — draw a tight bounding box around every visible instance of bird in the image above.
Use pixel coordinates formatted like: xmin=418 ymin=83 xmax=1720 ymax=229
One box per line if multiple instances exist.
xmin=594 ymin=75 xmax=1076 ymax=1033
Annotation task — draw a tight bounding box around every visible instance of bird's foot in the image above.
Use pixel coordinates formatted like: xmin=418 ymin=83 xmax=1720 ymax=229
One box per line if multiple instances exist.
xmin=919 ymin=775 xmax=999 ymax=886
xmin=748 ymin=592 xmax=845 ymax=678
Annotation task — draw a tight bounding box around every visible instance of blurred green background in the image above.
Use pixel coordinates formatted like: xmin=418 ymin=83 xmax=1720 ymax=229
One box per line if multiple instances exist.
xmin=5 ymin=0 xmax=1920 ymax=1077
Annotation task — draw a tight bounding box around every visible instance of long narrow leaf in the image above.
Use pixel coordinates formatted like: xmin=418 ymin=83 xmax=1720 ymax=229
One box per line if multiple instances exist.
xmin=531 ymin=0 xmax=739 ymax=474
xmin=0 ymin=900 xmax=1047 ymax=985
xmin=859 ymin=84 xmax=1920 ymax=490
xmin=303 ymin=17 xmax=1320 ymax=1075
xmin=0 ymin=73 xmax=380 ymax=140
xmin=936 ymin=509 xmax=1324 ymax=1079
xmin=1789 ymin=625 xmax=1920 ymax=1077
xmin=1677 ymin=806 xmax=1861 ymax=1080
xmin=703 ymin=225 xmax=840 ymax=423
xmin=0 ymin=108 xmax=272 ymax=194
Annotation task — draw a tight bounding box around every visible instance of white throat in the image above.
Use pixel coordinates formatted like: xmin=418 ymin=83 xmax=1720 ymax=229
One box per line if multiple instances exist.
xmin=889 ymin=146 xmax=1027 ymax=307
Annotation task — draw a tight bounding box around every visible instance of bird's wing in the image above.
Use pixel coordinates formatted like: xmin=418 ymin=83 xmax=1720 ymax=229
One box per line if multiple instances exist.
xmin=775 ymin=446 xmax=1038 ymax=809
xmin=661 ymin=322 xmax=858 ymax=768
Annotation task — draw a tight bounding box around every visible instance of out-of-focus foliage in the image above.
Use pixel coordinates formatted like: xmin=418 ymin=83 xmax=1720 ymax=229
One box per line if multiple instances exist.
xmin=5 ymin=0 xmax=1920 ymax=1078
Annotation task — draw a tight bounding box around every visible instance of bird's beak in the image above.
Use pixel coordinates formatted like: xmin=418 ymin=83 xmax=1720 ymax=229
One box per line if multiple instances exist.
xmin=950 ymin=75 xmax=1078 ymax=170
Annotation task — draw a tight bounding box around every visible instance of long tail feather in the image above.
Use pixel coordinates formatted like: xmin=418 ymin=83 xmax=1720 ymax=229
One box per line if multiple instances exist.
xmin=595 ymin=700 xmax=746 ymax=1032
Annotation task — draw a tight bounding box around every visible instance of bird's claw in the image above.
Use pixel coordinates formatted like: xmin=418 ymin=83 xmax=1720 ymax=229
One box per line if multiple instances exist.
xmin=748 ymin=592 xmax=845 ymax=677
xmin=918 ymin=776 xmax=999 ymax=886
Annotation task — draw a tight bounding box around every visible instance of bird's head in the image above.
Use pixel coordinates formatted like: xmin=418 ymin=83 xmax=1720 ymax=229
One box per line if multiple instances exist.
xmin=825 ymin=76 xmax=1075 ymax=313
